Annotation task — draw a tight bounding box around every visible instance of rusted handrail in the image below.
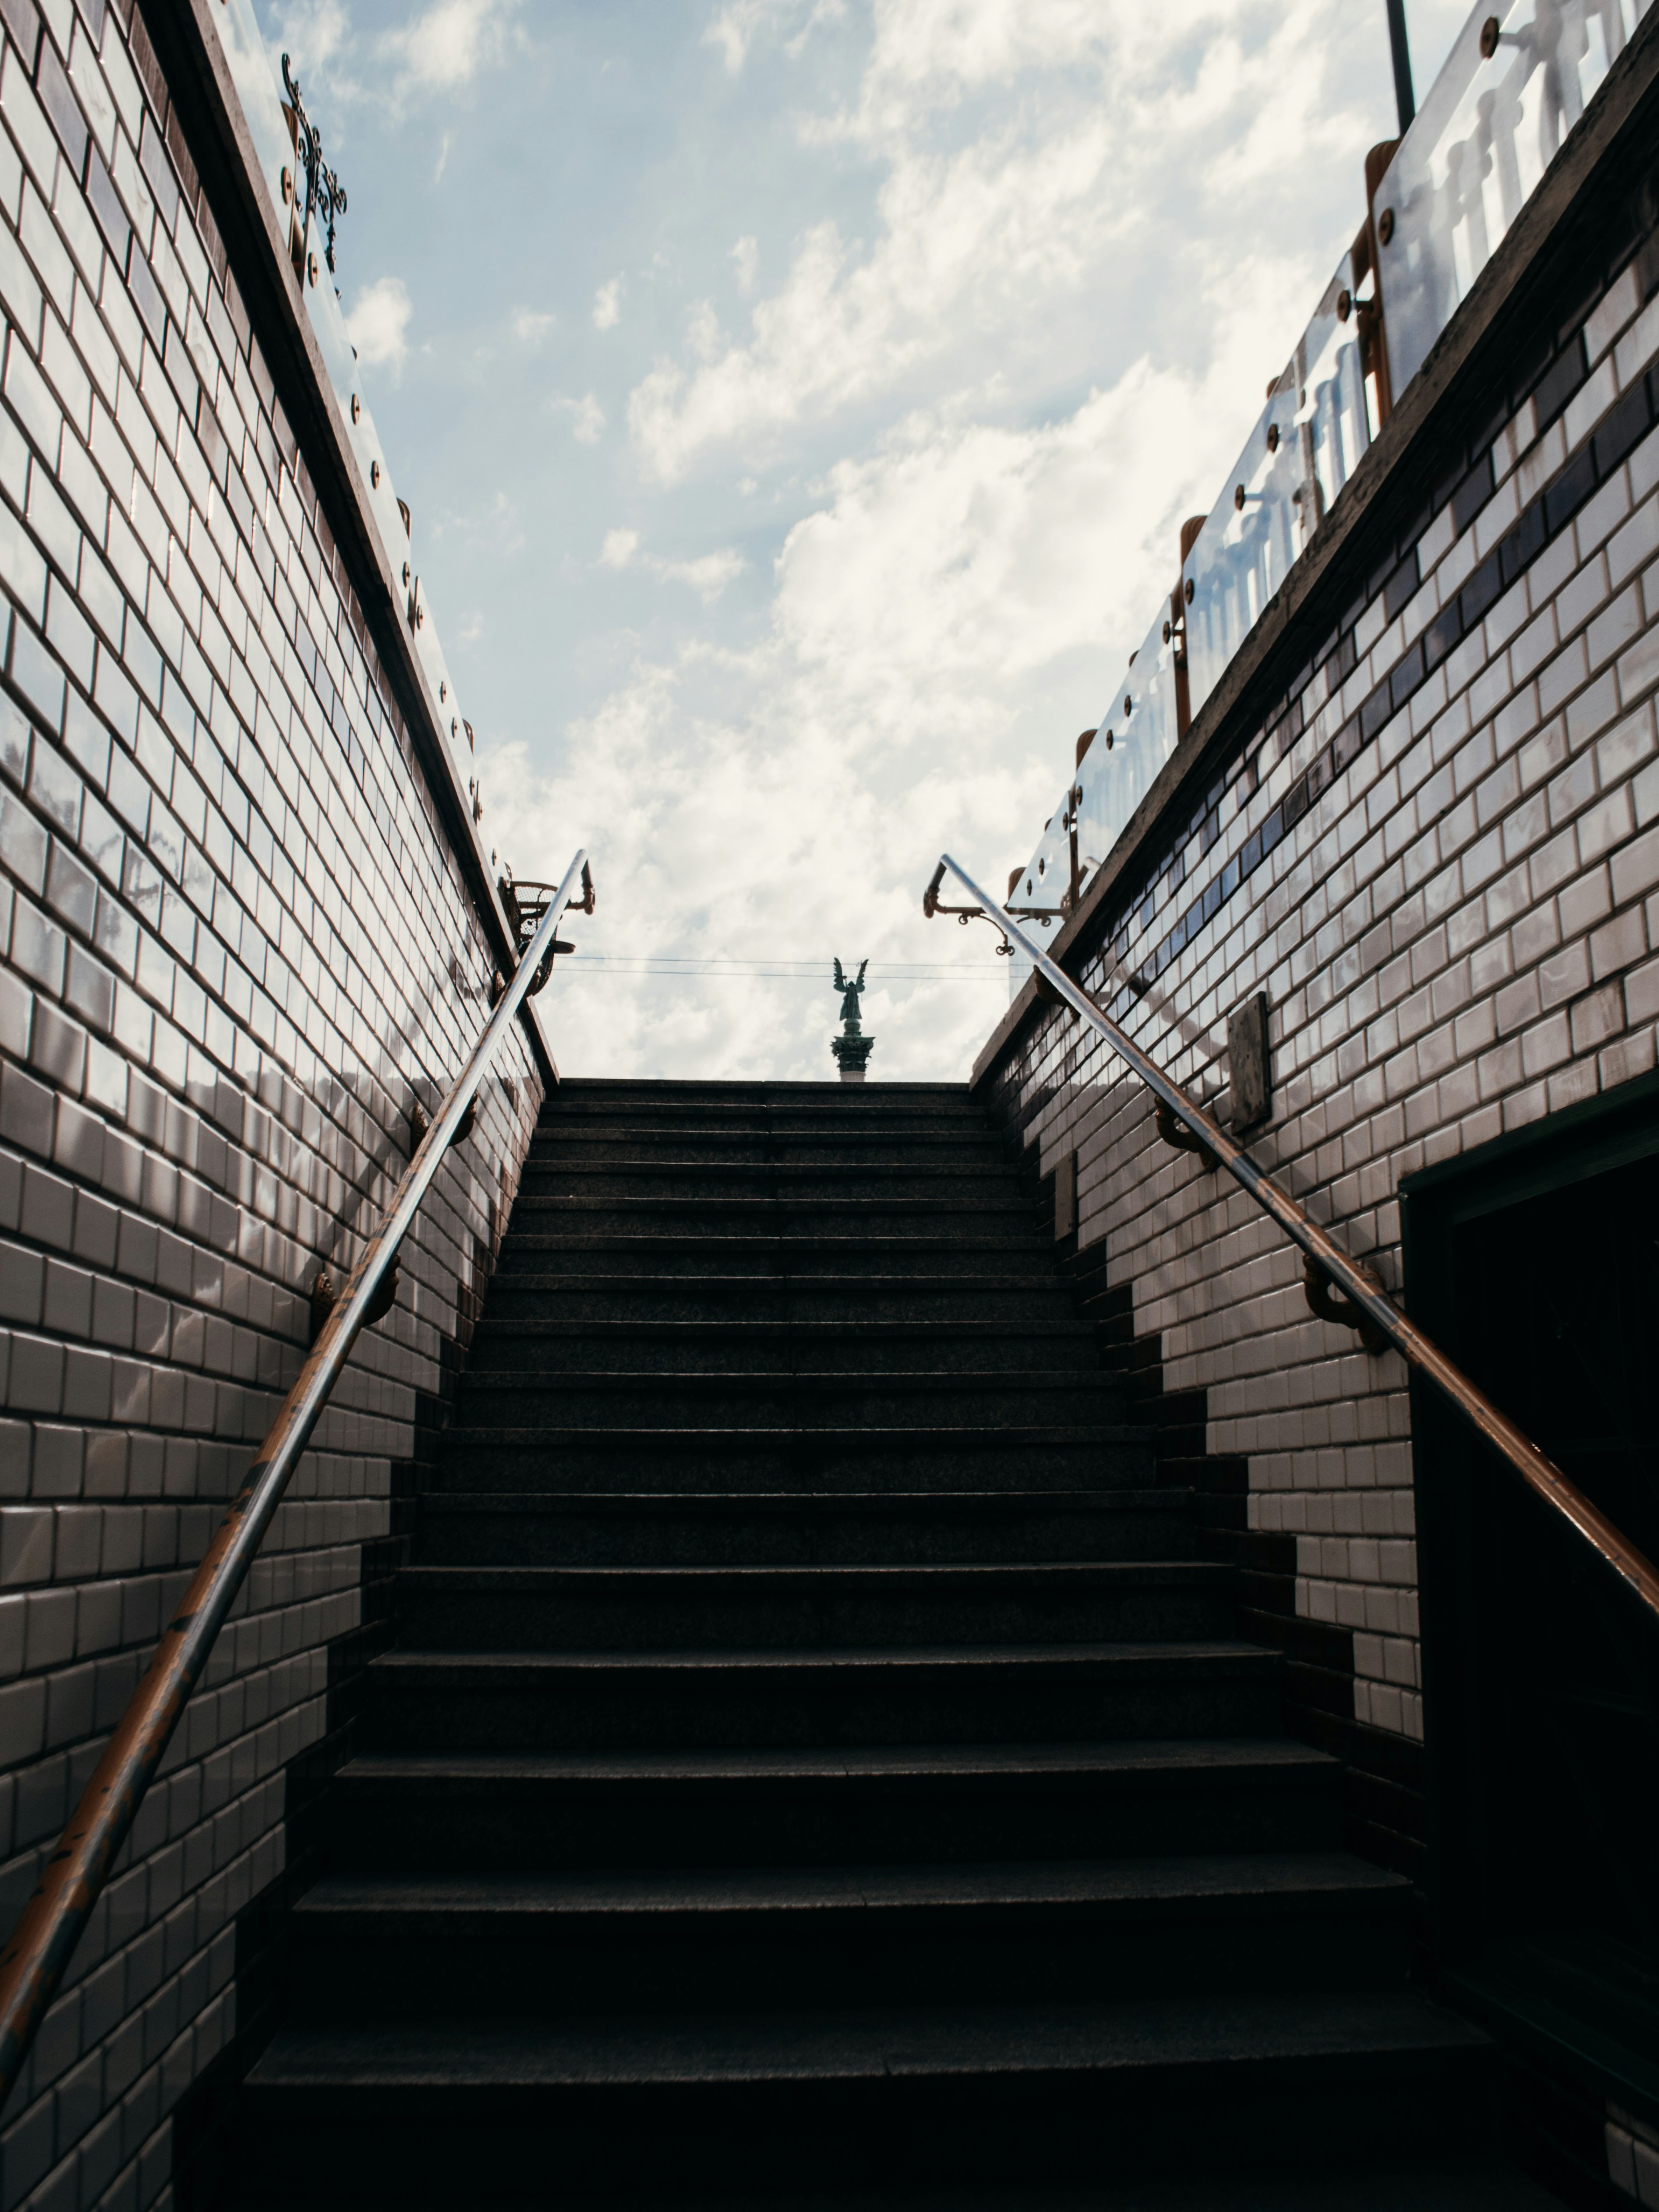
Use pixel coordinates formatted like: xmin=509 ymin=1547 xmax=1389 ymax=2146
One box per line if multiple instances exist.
xmin=0 ymin=848 xmax=595 ymax=2105
xmin=926 ymin=853 xmax=1659 ymax=1624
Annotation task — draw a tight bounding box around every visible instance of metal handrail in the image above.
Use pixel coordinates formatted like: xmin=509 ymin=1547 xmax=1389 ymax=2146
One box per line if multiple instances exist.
xmin=926 ymin=853 xmax=1659 ymax=1624
xmin=0 ymin=848 xmax=594 ymax=2104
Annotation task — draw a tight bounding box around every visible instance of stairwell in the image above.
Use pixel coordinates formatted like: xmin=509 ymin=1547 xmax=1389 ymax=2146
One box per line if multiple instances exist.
xmin=225 ymin=1081 xmax=1561 ymax=2207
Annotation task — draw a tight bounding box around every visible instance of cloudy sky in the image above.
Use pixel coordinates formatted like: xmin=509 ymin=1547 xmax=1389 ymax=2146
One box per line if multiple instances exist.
xmin=256 ymin=0 xmax=1470 ymax=1081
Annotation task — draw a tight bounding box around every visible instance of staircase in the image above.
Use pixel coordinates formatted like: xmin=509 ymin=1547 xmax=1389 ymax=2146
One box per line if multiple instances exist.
xmin=230 ymin=1081 xmax=1559 ymax=2207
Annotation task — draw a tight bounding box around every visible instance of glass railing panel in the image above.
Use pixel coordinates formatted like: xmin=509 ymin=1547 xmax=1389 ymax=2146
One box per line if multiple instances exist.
xmin=1075 ymin=605 xmax=1182 ymax=895
xmin=1376 ymin=0 xmax=1656 ymax=397
xmin=1297 ymin=253 xmax=1372 ymax=525
xmin=1172 ymin=244 xmax=1369 ymax=725
xmin=1000 ymin=0 xmax=1653 ymax=1004
xmin=1182 ymin=375 xmax=1304 ymax=719
xmin=1009 ymin=808 xmax=1071 ymax=924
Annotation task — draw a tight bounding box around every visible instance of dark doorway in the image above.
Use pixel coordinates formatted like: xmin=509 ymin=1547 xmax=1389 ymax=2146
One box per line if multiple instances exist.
xmin=1401 ymin=1074 xmax=1659 ymax=2105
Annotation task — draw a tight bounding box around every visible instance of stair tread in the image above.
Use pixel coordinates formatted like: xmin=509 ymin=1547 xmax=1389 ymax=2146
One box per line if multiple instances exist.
xmin=336 ymin=1735 xmax=1336 ymax=1790
xmin=499 ymin=1240 xmax=1055 ymax=1252
xmin=493 ymin=1283 xmax=1083 ymax=1292
xmin=457 ymin=1374 xmax=1130 ymax=1393
xmin=442 ymin=1433 xmax=1159 ymax=1451
xmin=396 ymin=1564 xmax=1222 ymax=1589
xmin=434 ymin=2164 xmax=1565 ymax=2210
xmin=473 ymin=1321 xmax=1097 ymax=1339
xmin=244 ymin=1073 xmax=1489 ymax=2199
xmin=416 ymin=1491 xmax=1189 ymax=1515
xmin=246 ymin=1987 xmax=1487 ymax=2090
xmin=294 ymin=1851 xmax=1407 ymax=1921
xmin=523 ymin=1159 xmax=1015 ymax=1170
xmin=371 ymin=1641 xmax=1275 ymax=1677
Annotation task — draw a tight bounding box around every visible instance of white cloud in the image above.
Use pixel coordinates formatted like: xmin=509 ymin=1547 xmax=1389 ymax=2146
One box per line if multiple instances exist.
xmin=592 ymin=277 xmax=622 ymax=330
xmin=435 ymin=489 xmax=525 ymax=555
xmin=488 ymin=302 xmax=1291 ymax=1078
xmin=266 ymin=0 xmax=348 ymax=76
xmin=629 ymin=0 xmax=1375 ymax=485
xmin=703 ymin=0 xmax=842 ymax=72
xmin=424 ymin=0 xmax=1424 ymax=1077
xmin=703 ymin=0 xmax=792 ymax=73
xmin=377 ymin=0 xmax=518 ymax=97
xmin=596 ymin=530 xmax=746 ymax=604
xmin=513 ymin=307 xmax=555 ymax=344
xmin=345 ymin=274 xmax=412 ymax=377
xmin=663 ymin=549 xmax=746 ymax=603
xmin=569 ymin=393 xmax=605 ymax=444
xmin=258 ymin=0 xmax=520 ymax=111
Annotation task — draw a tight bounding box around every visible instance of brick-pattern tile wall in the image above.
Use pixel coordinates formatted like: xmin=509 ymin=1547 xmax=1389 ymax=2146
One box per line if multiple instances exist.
xmin=982 ymin=166 xmax=1659 ymax=1761
xmin=0 ymin=2 xmax=546 ymax=2207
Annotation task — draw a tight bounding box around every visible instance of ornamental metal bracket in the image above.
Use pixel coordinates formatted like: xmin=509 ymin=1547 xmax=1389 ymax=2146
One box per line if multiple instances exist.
xmin=310 ymin=1260 xmax=396 ymax=1345
xmin=491 ymin=863 xmax=596 ymax=1002
xmin=281 ymin=54 xmax=347 ymax=288
xmin=1154 ymin=1094 xmax=1217 ymax=1170
xmin=410 ymin=1097 xmax=475 ymax=1153
xmin=922 ymin=862 xmax=1017 ymax=955
xmin=1304 ymin=1253 xmax=1389 ymax=1355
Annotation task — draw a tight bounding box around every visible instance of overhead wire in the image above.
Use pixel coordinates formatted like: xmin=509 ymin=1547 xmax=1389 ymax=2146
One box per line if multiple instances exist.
xmin=555 ymin=959 xmax=1009 ymax=980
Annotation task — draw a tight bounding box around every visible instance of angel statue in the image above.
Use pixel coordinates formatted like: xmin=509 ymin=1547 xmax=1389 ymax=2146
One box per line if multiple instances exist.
xmin=831 ymin=958 xmax=875 ymax=1081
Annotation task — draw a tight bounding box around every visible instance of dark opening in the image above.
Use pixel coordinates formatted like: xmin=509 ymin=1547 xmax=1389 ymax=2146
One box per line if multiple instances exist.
xmin=1403 ymin=1078 xmax=1659 ymax=2093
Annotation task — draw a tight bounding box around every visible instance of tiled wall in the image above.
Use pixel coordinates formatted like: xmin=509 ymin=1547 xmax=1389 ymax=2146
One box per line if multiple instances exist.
xmin=0 ymin=1 xmax=546 ymax=2206
xmin=981 ymin=151 xmax=1659 ymax=1763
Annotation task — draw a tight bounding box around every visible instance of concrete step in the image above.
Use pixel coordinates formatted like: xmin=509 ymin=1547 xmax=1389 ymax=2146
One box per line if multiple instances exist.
xmin=430 ymin=1427 xmax=1156 ymax=1495
xmin=390 ymin=1562 xmax=1235 ymax=1651
xmin=524 ymin=1133 xmax=1012 ymax=1164
xmin=504 ymin=1197 xmax=1043 ymax=1236
xmin=360 ymin=1642 xmax=1284 ymax=1752
xmin=285 ymin=1853 xmax=1410 ymax=2017
xmin=235 ymin=1988 xmax=1495 ymax=2200
xmin=325 ymin=1738 xmax=1347 ymax=1874
xmin=517 ymin=1167 xmax=1024 ymax=1203
xmin=492 ymin=1240 xmax=1063 ymax=1279
xmin=542 ymin=1080 xmax=977 ymax=1110
xmin=481 ymin=1278 xmax=1082 ymax=1322
xmin=449 ymin=1373 xmax=1130 ymax=1430
xmin=282 ymin=2162 xmax=1566 ymax=2211
xmin=409 ymin=1491 xmax=1199 ymax=1567
xmin=465 ymin=1320 xmax=1104 ymax=1378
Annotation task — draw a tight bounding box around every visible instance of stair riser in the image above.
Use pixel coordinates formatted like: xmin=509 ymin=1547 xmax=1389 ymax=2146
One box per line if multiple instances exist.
xmin=285 ymin=1893 xmax=1410 ymax=2019
xmin=326 ymin=1766 xmax=1346 ymax=1873
xmin=495 ymin=1247 xmax=1062 ymax=1280
xmin=231 ymin=2045 xmax=1495 ymax=2202
xmin=546 ymin=1088 xmax=986 ymax=1106
xmin=543 ymin=1095 xmax=980 ymax=1117
xmin=451 ymin=1381 xmax=1129 ymax=1426
xmin=506 ymin=1204 xmax=1041 ymax=1236
xmin=521 ymin=1173 xmax=1033 ymax=1204
xmin=411 ymin=1502 xmax=1198 ymax=1567
xmin=360 ymin=1664 xmax=1282 ymax=1752
xmin=391 ymin=1583 xmax=1233 ymax=1650
xmin=429 ymin=1440 xmax=1156 ymax=1495
xmin=482 ymin=1287 xmax=1082 ymax=1324
xmin=525 ymin=1139 xmax=1011 ymax=1166
xmin=520 ymin=1159 xmax=1026 ymax=1194
xmin=464 ymin=1336 xmax=1103 ymax=1378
